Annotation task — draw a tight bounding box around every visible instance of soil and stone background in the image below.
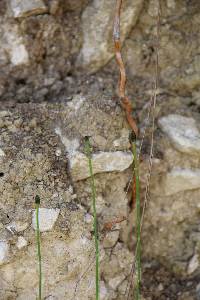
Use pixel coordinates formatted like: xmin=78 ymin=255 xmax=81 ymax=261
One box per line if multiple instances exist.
xmin=0 ymin=0 xmax=200 ymax=299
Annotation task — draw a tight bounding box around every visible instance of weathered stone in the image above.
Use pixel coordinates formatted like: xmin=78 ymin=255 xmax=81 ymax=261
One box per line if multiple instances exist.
xmin=187 ymin=254 xmax=199 ymax=275
xmin=162 ymin=168 xmax=200 ymax=196
xmin=76 ymin=0 xmax=144 ymax=73
xmin=70 ymin=151 xmax=133 ymax=181
xmin=16 ymin=236 xmax=28 ymax=249
xmin=103 ymin=231 xmax=119 ymax=248
xmin=32 ymin=208 xmax=60 ymax=232
xmin=10 ymin=0 xmax=48 ymax=18
xmin=158 ymin=114 xmax=200 ymax=155
xmin=0 ymin=241 xmax=9 ymax=265
xmin=55 ymin=127 xmax=80 ymax=156
xmin=0 ymin=148 xmax=5 ymax=156
xmin=6 ymin=221 xmax=29 ymax=233
xmin=108 ymin=274 xmax=126 ymax=290
xmin=2 ymin=24 xmax=29 ymax=66
xmin=196 ymin=283 xmax=200 ymax=300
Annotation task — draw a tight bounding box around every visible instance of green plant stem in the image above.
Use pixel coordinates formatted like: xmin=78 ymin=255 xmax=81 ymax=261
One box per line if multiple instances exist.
xmin=132 ymin=142 xmax=141 ymax=300
xmin=35 ymin=195 xmax=42 ymax=300
xmin=84 ymin=138 xmax=100 ymax=300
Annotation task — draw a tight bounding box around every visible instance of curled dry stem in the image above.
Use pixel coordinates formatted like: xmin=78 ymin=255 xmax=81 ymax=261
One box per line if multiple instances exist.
xmin=113 ymin=0 xmax=138 ymax=138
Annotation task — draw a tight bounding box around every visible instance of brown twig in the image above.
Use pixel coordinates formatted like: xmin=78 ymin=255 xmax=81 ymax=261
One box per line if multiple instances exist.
xmin=113 ymin=0 xmax=138 ymax=138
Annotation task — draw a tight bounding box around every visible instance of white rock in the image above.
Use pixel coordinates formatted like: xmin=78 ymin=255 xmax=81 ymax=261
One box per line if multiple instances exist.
xmin=67 ymin=95 xmax=85 ymax=112
xmin=0 ymin=241 xmax=9 ymax=265
xmin=162 ymin=168 xmax=200 ymax=195
xmin=84 ymin=213 xmax=93 ymax=224
xmin=32 ymin=208 xmax=60 ymax=232
xmin=100 ymin=281 xmax=108 ymax=300
xmin=77 ymin=0 xmax=144 ymax=73
xmin=0 ymin=148 xmax=5 ymax=157
xmin=158 ymin=114 xmax=200 ymax=155
xmin=16 ymin=236 xmax=28 ymax=249
xmin=70 ymin=151 xmax=133 ymax=181
xmin=10 ymin=0 xmax=48 ymax=18
xmin=6 ymin=221 xmax=28 ymax=233
xmin=5 ymin=26 xmax=29 ymax=66
xmin=10 ymin=44 xmax=29 ymax=66
xmin=55 ymin=127 xmax=79 ymax=156
xmin=187 ymin=254 xmax=199 ymax=274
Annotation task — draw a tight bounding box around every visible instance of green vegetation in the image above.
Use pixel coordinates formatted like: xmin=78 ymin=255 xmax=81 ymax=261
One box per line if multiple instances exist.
xmin=84 ymin=137 xmax=100 ymax=300
xmin=35 ymin=195 xmax=42 ymax=300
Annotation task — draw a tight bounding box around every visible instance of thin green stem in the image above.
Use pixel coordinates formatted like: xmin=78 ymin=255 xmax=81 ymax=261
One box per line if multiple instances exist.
xmin=84 ymin=138 xmax=100 ymax=300
xmin=35 ymin=195 xmax=42 ymax=300
xmin=132 ymin=143 xmax=141 ymax=300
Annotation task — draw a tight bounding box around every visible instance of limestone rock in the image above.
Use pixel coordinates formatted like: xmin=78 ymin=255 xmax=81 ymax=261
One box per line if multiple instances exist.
xmin=162 ymin=168 xmax=200 ymax=196
xmin=76 ymin=0 xmax=144 ymax=73
xmin=103 ymin=231 xmax=119 ymax=248
xmin=0 ymin=148 xmax=5 ymax=157
xmin=16 ymin=236 xmax=28 ymax=249
xmin=2 ymin=24 xmax=29 ymax=66
xmin=108 ymin=274 xmax=126 ymax=290
xmin=70 ymin=151 xmax=133 ymax=181
xmin=196 ymin=283 xmax=200 ymax=300
xmin=32 ymin=208 xmax=60 ymax=232
xmin=158 ymin=114 xmax=200 ymax=155
xmin=0 ymin=241 xmax=9 ymax=265
xmin=10 ymin=0 xmax=48 ymax=18
xmin=187 ymin=254 xmax=199 ymax=275
xmin=6 ymin=221 xmax=29 ymax=233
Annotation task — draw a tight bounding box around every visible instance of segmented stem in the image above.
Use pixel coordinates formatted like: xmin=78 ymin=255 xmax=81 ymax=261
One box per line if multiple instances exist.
xmin=132 ymin=143 xmax=141 ymax=300
xmin=35 ymin=195 xmax=42 ymax=300
xmin=84 ymin=138 xmax=100 ymax=300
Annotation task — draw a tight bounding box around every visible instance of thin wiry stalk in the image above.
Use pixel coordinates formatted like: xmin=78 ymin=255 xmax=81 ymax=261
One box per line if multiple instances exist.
xmin=132 ymin=143 xmax=141 ymax=300
xmin=84 ymin=137 xmax=100 ymax=300
xmin=140 ymin=1 xmax=161 ymax=229
xmin=35 ymin=195 xmax=42 ymax=300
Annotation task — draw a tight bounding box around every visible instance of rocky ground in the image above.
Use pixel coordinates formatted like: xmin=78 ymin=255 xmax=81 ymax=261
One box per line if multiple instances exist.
xmin=0 ymin=0 xmax=200 ymax=299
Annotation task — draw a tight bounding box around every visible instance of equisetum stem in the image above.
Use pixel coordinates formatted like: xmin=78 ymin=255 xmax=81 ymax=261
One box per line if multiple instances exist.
xmin=35 ymin=195 xmax=42 ymax=300
xmin=132 ymin=143 xmax=141 ymax=300
xmin=84 ymin=138 xmax=100 ymax=300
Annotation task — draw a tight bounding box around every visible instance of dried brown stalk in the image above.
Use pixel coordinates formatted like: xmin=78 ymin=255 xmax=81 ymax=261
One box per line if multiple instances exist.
xmin=113 ymin=0 xmax=138 ymax=138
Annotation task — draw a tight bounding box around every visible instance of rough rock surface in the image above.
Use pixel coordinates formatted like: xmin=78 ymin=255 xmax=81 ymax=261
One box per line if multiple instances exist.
xmin=161 ymin=168 xmax=200 ymax=196
xmin=70 ymin=151 xmax=133 ymax=181
xmin=0 ymin=98 xmax=134 ymax=299
xmin=10 ymin=0 xmax=48 ymax=18
xmin=76 ymin=0 xmax=144 ymax=73
xmin=32 ymin=208 xmax=60 ymax=232
xmin=158 ymin=114 xmax=200 ymax=155
xmin=0 ymin=0 xmax=200 ymax=298
xmin=0 ymin=241 xmax=9 ymax=265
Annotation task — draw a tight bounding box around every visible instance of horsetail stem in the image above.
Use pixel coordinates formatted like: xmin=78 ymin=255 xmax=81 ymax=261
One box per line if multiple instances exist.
xmin=35 ymin=195 xmax=42 ymax=300
xmin=132 ymin=143 xmax=141 ymax=300
xmin=84 ymin=137 xmax=100 ymax=300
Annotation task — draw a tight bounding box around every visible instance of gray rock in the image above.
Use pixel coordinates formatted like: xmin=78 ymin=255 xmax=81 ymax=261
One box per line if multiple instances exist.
xmin=196 ymin=283 xmax=200 ymax=300
xmin=108 ymin=274 xmax=126 ymax=290
xmin=103 ymin=231 xmax=119 ymax=248
xmin=2 ymin=24 xmax=29 ymax=66
xmin=187 ymin=254 xmax=199 ymax=274
xmin=70 ymin=151 xmax=133 ymax=181
xmin=0 ymin=148 xmax=5 ymax=157
xmin=77 ymin=0 xmax=144 ymax=73
xmin=32 ymin=208 xmax=60 ymax=232
xmin=16 ymin=236 xmax=28 ymax=249
xmin=0 ymin=241 xmax=9 ymax=265
xmin=162 ymin=168 xmax=200 ymax=195
xmin=10 ymin=0 xmax=48 ymax=18
xmin=158 ymin=114 xmax=200 ymax=155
